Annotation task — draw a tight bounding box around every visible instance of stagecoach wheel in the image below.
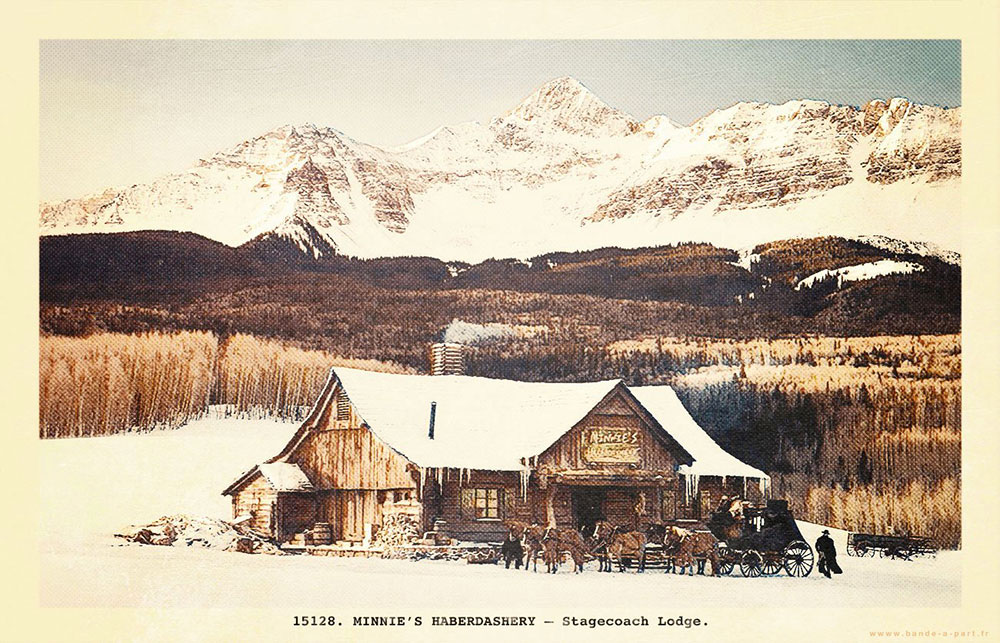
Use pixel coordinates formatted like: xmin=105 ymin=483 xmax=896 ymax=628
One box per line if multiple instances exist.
xmin=783 ymin=541 xmax=814 ymax=577
xmin=716 ymin=547 xmax=735 ymax=576
xmin=760 ymin=551 xmax=783 ymax=576
xmin=740 ymin=550 xmax=763 ymax=577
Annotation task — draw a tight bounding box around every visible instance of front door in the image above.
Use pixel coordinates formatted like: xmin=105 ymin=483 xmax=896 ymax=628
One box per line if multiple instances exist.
xmin=572 ymin=490 xmax=606 ymax=536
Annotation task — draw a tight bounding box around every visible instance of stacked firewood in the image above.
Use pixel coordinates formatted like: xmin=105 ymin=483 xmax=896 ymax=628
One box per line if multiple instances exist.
xmin=371 ymin=515 xmax=421 ymax=549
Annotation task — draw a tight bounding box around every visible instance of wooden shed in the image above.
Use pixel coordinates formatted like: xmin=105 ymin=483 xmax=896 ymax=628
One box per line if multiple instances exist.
xmin=222 ymin=367 xmax=770 ymax=545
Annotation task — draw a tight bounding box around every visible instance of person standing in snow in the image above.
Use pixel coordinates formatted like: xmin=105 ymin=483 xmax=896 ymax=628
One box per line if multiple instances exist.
xmin=815 ymin=529 xmax=842 ymax=578
xmin=501 ymin=532 xmax=524 ymax=569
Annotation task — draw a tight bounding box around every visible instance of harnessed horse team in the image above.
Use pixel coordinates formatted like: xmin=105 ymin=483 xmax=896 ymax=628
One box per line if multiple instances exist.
xmin=501 ymin=498 xmax=739 ymax=575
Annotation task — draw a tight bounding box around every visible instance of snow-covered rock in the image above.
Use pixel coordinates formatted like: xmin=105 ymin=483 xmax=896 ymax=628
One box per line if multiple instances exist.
xmin=40 ymin=78 xmax=961 ymax=263
xmin=856 ymin=234 xmax=961 ymax=265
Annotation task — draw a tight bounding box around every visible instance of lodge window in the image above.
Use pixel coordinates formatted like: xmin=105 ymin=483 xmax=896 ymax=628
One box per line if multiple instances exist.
xmin=474 ymin=488 xmax=500 ymax=520
xmin=460 ymin=487 xmax=504 ymax=520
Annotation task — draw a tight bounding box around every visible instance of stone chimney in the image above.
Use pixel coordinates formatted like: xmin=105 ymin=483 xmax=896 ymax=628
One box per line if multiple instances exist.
xmin=428 ymin=342 xmax=467 ymax=376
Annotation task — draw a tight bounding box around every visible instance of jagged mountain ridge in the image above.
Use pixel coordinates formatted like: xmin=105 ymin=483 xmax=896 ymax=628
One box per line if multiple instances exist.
xmin=40 ymin=77 xmax=961 ymax=262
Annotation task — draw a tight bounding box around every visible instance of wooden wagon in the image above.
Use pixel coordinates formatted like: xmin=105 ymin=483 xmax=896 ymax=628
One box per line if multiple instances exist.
xmin=847 ymin=532 xmax=936 ymax=560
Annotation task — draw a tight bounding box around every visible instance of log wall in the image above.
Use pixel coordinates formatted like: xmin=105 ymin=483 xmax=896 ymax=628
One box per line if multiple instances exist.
xmin=232 ymin=475 xmax=277 ymax=536
xmin=429 ymin=470 xmax=533 ymax=542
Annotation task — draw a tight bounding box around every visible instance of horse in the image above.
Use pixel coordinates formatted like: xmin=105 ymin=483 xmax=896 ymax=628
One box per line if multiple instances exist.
xmin=587 ymin=523 xmax=612 ymax=572
xmin=506 ymin=521 xmax=546 ymax=572
xmin=593 ymin=520 xmax=647 ymax=573
xmin=663 ymin=525 xmax=720 ymax=576
xmin=540 ymin=526 xmax=590 ymax=573
xmin=644 ymin=521 xmax=667 ymax=545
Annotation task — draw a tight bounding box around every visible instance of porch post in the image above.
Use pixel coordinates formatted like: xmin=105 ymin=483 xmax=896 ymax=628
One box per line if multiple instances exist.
xmin=545 ymin=483 xmax=556 ymax=528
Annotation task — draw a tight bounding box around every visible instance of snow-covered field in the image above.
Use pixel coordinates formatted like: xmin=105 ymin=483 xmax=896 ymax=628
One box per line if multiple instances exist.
xmin=39 ymin=415 xmax=960 ymax=609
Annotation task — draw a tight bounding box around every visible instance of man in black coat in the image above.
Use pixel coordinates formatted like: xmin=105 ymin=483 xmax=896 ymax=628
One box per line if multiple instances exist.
xmin=501 ymin=532 xmax=524 ymax=569
xmin=816 ymin=529 xmax=843 ymax=578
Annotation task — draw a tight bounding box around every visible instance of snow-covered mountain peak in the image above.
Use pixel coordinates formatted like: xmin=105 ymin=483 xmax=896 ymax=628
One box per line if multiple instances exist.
xmin=395 ymin=121 xmax=490 ymax=154
xmin=39 ymin=79 xmax=961 ymax=263
xmin=491 ymin=76 xmax=639 ymax=137
xmin=639 ymin=114 xmax=682 ymax=135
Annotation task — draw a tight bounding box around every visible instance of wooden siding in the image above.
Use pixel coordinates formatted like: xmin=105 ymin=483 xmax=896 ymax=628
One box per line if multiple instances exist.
xmin=536 ymin=391 xmax=682 ymax=477
xmin=232 ymin=475 xmax=277 ymax=536
xmin=288 ymin=427 xmax=416 ymax=491
xmin=316 ymin=488 xmax=423 ymax=542
xmin=283 ymin=383 xmax=416 ymax=491
xmin=271 ymin=384 xmax=421 ymax=542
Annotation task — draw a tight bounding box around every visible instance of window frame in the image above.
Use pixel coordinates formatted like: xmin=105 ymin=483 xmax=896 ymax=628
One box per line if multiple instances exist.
xmin=472 ymin=487 xmax=501 ymax=521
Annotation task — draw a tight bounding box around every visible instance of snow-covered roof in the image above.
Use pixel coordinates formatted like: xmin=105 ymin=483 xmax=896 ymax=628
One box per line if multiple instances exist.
xmin=628 ymin=386 xmax=769 ymax=480
xmin=326 ymin=367 xmax=766 ymax=480
xmin=331 ymin=367 xmax=622 ymax=471
xmin=257 ymin=462 xmax=315 ymax=492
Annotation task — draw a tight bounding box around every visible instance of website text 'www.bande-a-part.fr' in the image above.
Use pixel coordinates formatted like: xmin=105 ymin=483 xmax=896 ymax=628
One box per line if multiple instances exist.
xmin=869 ymin=631 xmax=991 ymax=638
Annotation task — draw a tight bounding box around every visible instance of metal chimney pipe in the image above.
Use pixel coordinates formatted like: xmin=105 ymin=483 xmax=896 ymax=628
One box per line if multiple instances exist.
xmin=428 ymin=401 xmax=437 ymax=439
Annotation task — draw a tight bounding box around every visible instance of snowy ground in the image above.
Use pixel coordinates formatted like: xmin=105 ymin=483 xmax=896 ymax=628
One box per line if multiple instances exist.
xmin=39 ymin=414 xmax=960 ymax=610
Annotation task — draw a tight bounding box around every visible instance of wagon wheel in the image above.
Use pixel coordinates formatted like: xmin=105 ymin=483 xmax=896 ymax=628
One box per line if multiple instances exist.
xmin=847 ymin=541 xmax=862 ymax=557
xmin=892 ymin=545 xmax=913 ymax=560
xmin=716 ymin=547 xmax=736 ymax=576
xmin=760 ymin=551 xmax=783 ymax=576
xmin=782 ymin=541 xmax=814 ymax=577
xmin=740 ymin=550 xmax=763 ymax=577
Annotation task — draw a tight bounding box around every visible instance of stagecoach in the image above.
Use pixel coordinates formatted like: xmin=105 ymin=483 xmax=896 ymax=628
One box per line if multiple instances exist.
xmin=707 ymin=499 xmax=815 ymax=577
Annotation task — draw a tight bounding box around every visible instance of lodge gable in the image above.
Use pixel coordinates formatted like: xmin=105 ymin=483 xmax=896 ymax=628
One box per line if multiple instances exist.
xmin=535 ymin=388 xmax=691 ymax=477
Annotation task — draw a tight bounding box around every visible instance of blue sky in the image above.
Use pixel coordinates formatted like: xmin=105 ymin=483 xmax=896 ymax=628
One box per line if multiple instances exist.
xmin=40 ymin=40 xmax=960 ymax=201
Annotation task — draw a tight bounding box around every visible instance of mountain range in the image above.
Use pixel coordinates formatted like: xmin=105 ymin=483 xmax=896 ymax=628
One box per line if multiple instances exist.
xmin=39 ymin=77 xmax=961 ymax=263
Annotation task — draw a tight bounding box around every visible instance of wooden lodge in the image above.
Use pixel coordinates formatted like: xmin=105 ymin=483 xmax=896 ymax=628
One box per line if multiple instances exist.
xmin=222 ymin=367 xmax=770 ymax=545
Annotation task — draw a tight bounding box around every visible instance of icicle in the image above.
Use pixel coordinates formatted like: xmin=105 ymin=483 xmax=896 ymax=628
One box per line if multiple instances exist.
xmin=758 ymin=478 xmax=767 ymax=499
xmin=684 ymin=473 xmax=695 ymax=503
xmin=686 ymin=473 xmax=700 ymax=500
xmin=419 ymin=467 xmax=426 ymax=494
xmin=437 ymin=467 xmax=443 ymax=489
xmin=519 ymin=467 xmax=529 ymax=501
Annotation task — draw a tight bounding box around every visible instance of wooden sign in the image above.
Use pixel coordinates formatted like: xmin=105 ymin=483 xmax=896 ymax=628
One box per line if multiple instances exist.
xmin=583 ymin=427 xmax=640 ymax=463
